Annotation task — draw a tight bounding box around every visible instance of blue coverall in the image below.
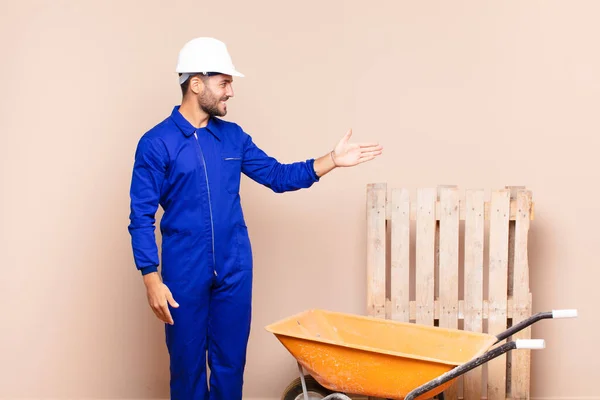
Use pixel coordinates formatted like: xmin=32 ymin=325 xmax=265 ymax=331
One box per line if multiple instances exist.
xmin=128 ymin=106 xmax=320 ymax=399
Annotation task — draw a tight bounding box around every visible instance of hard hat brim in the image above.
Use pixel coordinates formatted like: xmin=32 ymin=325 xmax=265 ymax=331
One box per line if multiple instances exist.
xmin=177 ymin=69 xmax=244 ymax=84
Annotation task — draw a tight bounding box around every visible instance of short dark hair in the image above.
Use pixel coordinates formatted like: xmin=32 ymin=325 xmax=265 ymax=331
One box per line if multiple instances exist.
xmin=179 ymin=73 xmax=209 ymax=96
xmin=179 ymin=72 xmax=224 ymax=96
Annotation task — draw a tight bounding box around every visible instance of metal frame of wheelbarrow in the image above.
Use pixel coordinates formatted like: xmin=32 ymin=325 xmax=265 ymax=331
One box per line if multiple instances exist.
xmin=294 ymin=309 xmax=577 ymax=400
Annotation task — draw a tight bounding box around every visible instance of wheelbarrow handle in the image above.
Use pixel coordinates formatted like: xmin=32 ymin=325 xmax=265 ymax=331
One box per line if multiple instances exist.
xmin=494 ymin=309 xmax=578 ymax=344
xmin=515 ymin=339 xmax=546 ymax=349
xmin=553 ymin=309 xmax=578 ymax=318
xmin=404 ymin=339 xmax=545 ymax=400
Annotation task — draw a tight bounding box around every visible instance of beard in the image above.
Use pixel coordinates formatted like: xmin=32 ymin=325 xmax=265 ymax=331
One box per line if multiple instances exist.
xmin=198 ymin=87 xmax=229 ymax=117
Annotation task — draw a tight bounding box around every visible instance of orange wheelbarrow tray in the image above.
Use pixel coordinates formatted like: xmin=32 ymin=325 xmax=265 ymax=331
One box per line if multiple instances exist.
xmin=265 ymin=308 xmax=577 ymax=400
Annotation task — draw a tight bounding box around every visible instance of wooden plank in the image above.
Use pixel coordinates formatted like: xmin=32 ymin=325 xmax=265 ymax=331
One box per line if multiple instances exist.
xmin=385 ymin=199 xmax=534 ymax=221
xmin=391 ymin=188 xmax=410 ymax=322
xmin=438 ymin=186 xmax=460 ymax=327
xmin=366 ymin=184 xmax=388 ymax=400
xmin=438 ymin=186 xmax=460 ymax=400
xmin=463 ymin=189 xmax=485 ymax=400
xmin=407 ymin=298 xmax=517 ymax=320
xmin=415 ymin=188 xmax=436 ymax=325
xmin=367 ymin=183 xmax=387 ymax=319
xmin=487 ymin=189 xmax=511 ymax=400
xmin=505 ymin=186 xmax=524 ymax=397
xmin=505 ymin=194 xmax=515 ymax=397
xmin=511 ymin=190 xmax=533 ymax=398
xmin=506 ymin=187 xmax=525 ymax=299
xmin=408 ymin=298 xmax=517 ymax=320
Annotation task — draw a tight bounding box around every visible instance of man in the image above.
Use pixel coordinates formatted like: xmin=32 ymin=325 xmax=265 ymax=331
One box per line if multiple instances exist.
xmin=128 ymin=37 xmax=383 ymax=400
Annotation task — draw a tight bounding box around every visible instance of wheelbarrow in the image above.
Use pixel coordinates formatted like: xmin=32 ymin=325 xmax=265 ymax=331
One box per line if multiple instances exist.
xmin=265 ymin=308 xmax=577 ymax=400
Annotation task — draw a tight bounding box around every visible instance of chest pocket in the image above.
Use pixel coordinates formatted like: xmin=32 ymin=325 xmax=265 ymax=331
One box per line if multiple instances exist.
xmin=222 ymin=155 xmax=242 ymax=194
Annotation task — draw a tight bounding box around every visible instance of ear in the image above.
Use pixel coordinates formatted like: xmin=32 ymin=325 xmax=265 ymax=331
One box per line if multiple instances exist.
xmin=189 ymin=76 xmax=204 ymax=95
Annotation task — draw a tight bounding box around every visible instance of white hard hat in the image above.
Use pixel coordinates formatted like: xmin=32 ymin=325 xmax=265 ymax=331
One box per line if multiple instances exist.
xmin=176 ymin=37 xmax=244 ymax=84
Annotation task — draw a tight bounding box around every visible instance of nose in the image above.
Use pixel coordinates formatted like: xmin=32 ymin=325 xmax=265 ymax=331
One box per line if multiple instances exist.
xmin=227 ymin=83 xmax=234 ymax=98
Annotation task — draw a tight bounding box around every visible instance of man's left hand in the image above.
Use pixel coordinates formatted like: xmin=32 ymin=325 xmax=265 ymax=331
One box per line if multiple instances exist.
xmin=332 ymin=129 xmax=383 ymax=167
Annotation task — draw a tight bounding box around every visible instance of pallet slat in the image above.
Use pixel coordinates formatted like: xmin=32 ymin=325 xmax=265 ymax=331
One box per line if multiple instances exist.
xmin=438 ymin=187 xmax=460 ymax=400
xmin=407 ymin=298 xmax=518 ymax=320
xmin=438 ymin=187 xmax=460 ymax=328
xmin=510 ymin=190 xmax=533 ymax=398
xmin=463 ymin=189 xmax=485 ymax=400
xmin=366 ymin=183 xmax=386 ymax=319
xmin=366 ymin=184 xmax=388 ymax=400
xmin=415 ymin=188 xmax=437 ymax=326
xmin=384 ymin=199 xmax=534 ymax=221
xmin=505 ymin=186 xmax=522 ymax=397
xmin=391 ymin=188 xmax=411 ymax=322
xmin=487 ymin=190 xmax=511 ymax=400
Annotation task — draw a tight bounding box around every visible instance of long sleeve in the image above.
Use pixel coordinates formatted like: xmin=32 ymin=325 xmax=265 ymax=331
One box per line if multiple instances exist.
xmin=240 ymin=133 xmax=320 ymax=193
xmin=128 ymin=137 xmax=168 ymax=275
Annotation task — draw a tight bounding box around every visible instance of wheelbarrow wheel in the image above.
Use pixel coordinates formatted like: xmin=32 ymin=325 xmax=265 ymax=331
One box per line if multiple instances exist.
xmin=281 ymin=374 xmax=334 ymax=400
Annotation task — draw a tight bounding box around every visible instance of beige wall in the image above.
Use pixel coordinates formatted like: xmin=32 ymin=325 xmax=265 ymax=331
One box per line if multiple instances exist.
xmin=1 ymin=1 xmax=598 ymax=399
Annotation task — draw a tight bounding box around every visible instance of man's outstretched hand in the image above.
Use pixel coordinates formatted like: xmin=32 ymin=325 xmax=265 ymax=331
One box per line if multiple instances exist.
xmin=313 ymin=129 xmax=383 ymax=177
xmin=332 ymin=129 xmax=383 ymax=167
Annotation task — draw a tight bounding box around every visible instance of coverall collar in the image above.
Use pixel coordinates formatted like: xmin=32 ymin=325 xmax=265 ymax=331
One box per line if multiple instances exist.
xmin=170 ymin=105 xmax=222 ymax=140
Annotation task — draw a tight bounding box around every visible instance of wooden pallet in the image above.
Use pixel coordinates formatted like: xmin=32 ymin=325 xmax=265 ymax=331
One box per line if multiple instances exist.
xmin=366 ymin=184 xmax=534 ymax=400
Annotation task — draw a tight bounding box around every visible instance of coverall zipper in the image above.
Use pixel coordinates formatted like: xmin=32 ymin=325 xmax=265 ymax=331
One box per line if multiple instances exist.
xmin=194 ymin=132 xmax=217 ymax=275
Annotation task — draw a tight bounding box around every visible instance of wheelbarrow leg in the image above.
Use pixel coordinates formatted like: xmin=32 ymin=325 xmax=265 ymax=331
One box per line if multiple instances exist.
xmin=296 ymin=362 xmax=352 ymax=400
xmin=297 ymin=362 xmax=310 ymax=400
